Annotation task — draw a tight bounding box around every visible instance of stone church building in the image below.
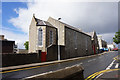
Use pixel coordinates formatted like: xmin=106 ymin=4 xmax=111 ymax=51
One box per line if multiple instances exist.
xmin=29 ymin=15 xmax=93 ymax=61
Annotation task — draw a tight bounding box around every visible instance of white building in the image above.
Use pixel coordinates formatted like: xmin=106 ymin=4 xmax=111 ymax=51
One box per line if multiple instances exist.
xmin=107 ymin=43 xmax=116 ymax=50
xmin=97 ymin=35 xmax=107 ymax=49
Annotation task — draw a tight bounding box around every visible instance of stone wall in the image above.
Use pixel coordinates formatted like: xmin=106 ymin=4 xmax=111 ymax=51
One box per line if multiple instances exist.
xmin=60 ymin=27 xmax=93 ymax=60
xmin=1 ymin=40 xmax=15 ymax=54
xmin=2 ymin=53 xmax=40 ymax=67
xmin=47 ymin=45 xmax=58 ymax=61
xmin=29 ymin=17 xmax=37 ymax=53
xmin=46 ymin=26 xmax=57 ymax=47
xmin=47 ymin=17 xmax=65 ymax=45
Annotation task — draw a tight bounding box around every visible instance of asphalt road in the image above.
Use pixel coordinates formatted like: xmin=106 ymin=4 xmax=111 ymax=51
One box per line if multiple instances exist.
xmin=2 ymin=51 xmax=118 ymax=79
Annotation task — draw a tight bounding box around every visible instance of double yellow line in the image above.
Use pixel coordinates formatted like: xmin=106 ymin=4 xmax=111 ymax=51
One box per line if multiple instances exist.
xmin=0 ymin=64 xmax=51 ymax=74
xmin=113 ymin=55 xmax=120 ymax=60
xmin=1 ymin=61 xmax=64 ymax=74
xmin=86 ymin=55 xmax=120 ymax=80
xmin=85 ymin=68 xmax=120 ymax=80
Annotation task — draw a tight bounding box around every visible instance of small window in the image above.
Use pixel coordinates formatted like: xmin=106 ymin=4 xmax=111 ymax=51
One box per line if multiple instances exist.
xmin=49 ymin=30 xmax=53 ymax=45
xmin=38 ymin=28 xmax=43 ymax=46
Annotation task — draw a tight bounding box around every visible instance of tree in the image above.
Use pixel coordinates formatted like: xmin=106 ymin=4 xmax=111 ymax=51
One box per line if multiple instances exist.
xmin=24 ymin=41 xmax=29 ymax=50
xmin=113 ymin=30 xmax=120 ymax=44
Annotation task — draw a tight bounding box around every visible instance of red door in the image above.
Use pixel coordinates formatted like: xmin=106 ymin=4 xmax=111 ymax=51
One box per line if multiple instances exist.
xmin=41 ymin=52 xmax=46 ymax=62
xmin=93 ymin=45 xmax=96 ymax=54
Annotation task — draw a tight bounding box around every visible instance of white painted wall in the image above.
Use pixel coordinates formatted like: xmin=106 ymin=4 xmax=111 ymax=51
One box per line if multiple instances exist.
xmin=107 ymin=44 xmax=115 ymax=49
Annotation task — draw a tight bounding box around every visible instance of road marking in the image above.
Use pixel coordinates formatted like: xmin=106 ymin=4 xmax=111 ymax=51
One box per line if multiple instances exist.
xmin=0 ymin=52 xmax=112 ymax=74
xmin=0 ymin=64 xmax=51 ymax=74
xmin=99 ymin=57 xmax=102 ymax=58
xmin=24 ymin=64 xmax=79 ymax=79
xmin=88 ymin=58 xmax=96 ymax=62
xmin=113 ymin=55 xmax=120 ymax=60
xmin=1 ymin=61 xmax=84 ymax=74
xmin=85 ymin=68 xmax=120 ymax=80
xmin=115 ymin=63 xmax=119 ymax=68
xmin=91 ymin=69 xmax=118 ymax=79
xmin=88 ymin=60 xmax=93 ymax=62
xmin=79 ymin=62 xmax=83 ymax=65
xmin=24 ymin=71 xmax=51 ymax=79
xmin=95 ymin=73 xmax=103 ymax=79
xmin=93 ymin=59 xmax=96 ymax=61
xmin=106 ymin=60 xmax=115 ymax=70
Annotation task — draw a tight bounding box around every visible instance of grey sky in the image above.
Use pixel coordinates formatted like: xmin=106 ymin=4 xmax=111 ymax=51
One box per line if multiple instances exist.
xmin=58 ymin=2 xmax=118 ymax=34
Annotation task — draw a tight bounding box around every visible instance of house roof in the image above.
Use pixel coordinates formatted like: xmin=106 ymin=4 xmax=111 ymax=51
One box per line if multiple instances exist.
xmin=48 ymin=17 xmax=90 ymax=37
xmin=34 ymin=17 xmax=55 ymax=28
xmin=86 ymin=31 xmax=95 ymax=38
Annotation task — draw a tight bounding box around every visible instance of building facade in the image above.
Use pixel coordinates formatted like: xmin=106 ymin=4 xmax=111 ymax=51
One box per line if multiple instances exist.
xmin=87 ymin=31 xmax=99 ymax=54
xmin=0 ymin=35 xmax=15 ymax=54
xmin=29 ymin=16 xmax=93 ymax=61
xmin=107 ymin=43 xmax=116 ymax=50
xmin=98 ymin=35 xmax=107 ymax=49
xmin=47 ymin=17 xmax=93 ymax=59
xmin=29 ymin=15 xmax=58 ymax=61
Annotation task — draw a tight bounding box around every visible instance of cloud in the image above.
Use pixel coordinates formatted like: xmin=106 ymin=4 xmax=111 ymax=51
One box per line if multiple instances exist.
xmin=100 ymin=32 xmax=115 ymax=44
xmin=9 ymin=7 xmax=31 ymax=33
xmin=7 ymin=1 xmax=118 ymax=48
xmin=9 ymin=1 xmax=118 ymax=34
xmin=1 ymin=29 xmax=28 ymax=49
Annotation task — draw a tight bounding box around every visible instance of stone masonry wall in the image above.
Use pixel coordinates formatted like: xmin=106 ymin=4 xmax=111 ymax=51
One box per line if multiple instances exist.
xmin=61 ymin=27 xmax=93 ymax=60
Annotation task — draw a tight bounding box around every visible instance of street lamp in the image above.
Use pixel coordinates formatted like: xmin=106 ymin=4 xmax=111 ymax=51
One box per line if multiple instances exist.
xmin=58 ymin=18 xmax=61 ymax=61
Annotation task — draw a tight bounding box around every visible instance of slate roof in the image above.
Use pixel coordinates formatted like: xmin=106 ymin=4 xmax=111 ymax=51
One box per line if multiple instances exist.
xmin=34 ymin=17 xmax=55 ymax=28
xmin=48 ymin=17 xmax=90 ymax=37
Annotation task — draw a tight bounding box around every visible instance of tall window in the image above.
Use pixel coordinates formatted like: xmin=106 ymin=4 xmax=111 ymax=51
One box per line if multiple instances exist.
xmin=49 ymin=30 xmax=53 ymax=45
xmin=38 ymin=28 xmax=43 ymax=46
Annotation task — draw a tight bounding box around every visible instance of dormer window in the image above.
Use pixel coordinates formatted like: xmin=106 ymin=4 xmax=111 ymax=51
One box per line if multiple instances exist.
xmin=38 ymin=28 xmax=43 ymax=46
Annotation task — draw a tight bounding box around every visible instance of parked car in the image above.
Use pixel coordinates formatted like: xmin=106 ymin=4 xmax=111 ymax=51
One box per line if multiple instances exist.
xmin=99 ymin=48 xmax=108 ymax=53
xmin=99 ymin=48 xmax=104 ymax=53
xmin=113 ymin=48 xmax=118 ymax=51
xmin=104 ymin=48 xmax=108 ymax=51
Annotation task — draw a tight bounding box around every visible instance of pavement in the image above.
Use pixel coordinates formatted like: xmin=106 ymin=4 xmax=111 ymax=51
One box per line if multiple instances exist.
xmin=1 ymin=51 xmax=119 ymax=79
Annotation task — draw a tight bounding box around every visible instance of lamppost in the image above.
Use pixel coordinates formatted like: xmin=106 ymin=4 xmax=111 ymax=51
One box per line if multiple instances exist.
xmin=58 ymin=18 xmax=61 ymax=61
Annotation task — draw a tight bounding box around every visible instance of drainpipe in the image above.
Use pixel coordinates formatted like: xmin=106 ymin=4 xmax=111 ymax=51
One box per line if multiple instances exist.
xmin=58 ymin=18 xmax=61 ymax=61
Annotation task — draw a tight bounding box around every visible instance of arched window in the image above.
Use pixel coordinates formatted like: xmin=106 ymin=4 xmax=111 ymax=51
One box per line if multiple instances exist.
xmin=38 ymin=28 xmax=43 ymax=46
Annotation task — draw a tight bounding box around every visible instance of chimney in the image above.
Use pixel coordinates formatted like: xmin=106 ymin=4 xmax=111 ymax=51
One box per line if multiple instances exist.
xmin=0 ymin=35 xmax=4 ymax=40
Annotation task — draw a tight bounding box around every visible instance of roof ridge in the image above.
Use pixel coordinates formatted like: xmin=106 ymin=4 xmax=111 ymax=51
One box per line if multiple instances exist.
xmin=48 ymin=17 xmax=90 ymax=36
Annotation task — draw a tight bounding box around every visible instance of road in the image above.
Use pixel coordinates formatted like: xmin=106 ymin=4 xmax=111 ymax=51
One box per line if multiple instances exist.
xmin=1 ymin=51 xmax=119 ymax=79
